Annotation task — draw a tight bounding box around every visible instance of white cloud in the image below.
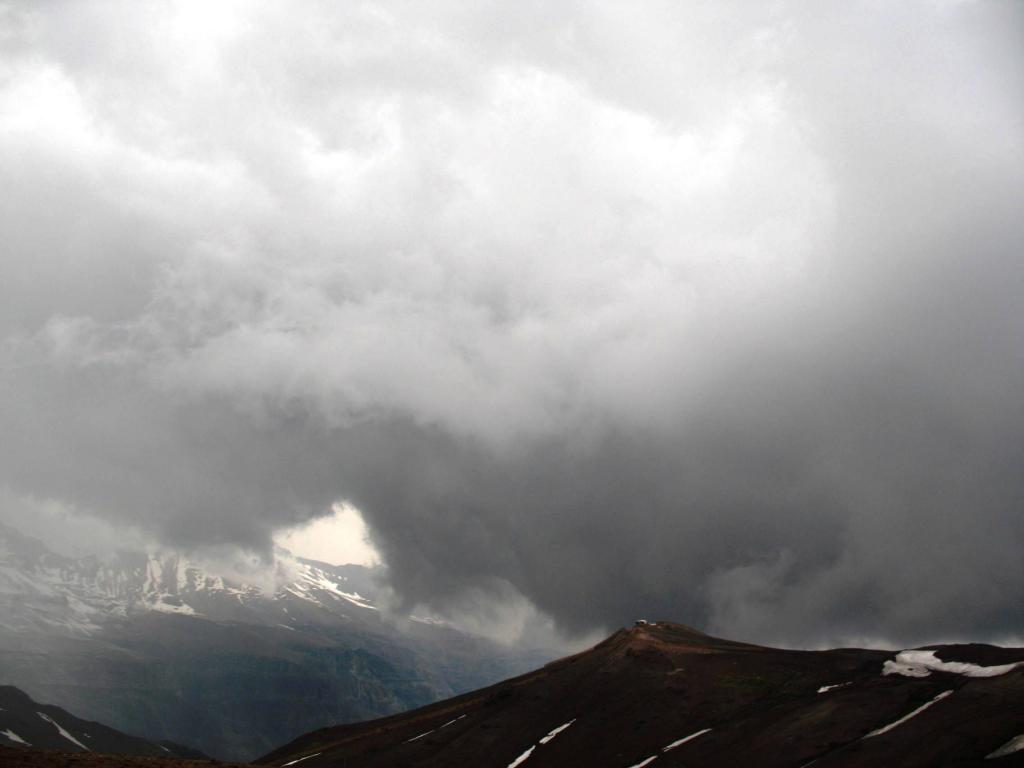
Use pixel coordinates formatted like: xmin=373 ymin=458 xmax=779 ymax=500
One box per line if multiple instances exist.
xmin=0 ymin=0 xmax=1021 ymax=644
xmin=274 ymin=503 xmax=379 ymax=566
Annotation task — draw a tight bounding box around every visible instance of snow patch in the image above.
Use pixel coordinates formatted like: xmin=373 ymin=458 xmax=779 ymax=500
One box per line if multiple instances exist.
xmin=1 ymin=729 xmax=29 ymax=745
xmin=883 ymin=660 xmax=932 ymax=678
xmin=176 ymin=560 xmax=190 ymax=592
xmin=292 ymin=566 xmax=378 ymax=611
xmin=662 ymin=727 xmax=712 ymax=752
xmin=626 ymin=756 xmax=659 ymax=768
xmin=987 ymin=734 xmax=1024 ymax=760
xmin=405 ymin=713 xmax=467 ymax=743
xmin=505 ymin=719 xmax=575 ymax=767
xmin=624 ymin=727 xmax=711 ymax=768
xmin=539 ymin=719 xmax=575 ymax=744
xmin=148 ymin=597 xmax=197 ymax=616
xmin=406 ymin=728 xmax=436 ymax=743
xmin=883 ymin=650 xmax=1020 ymax=679
xmin=143 ymin=558 xmax=162 ymax=594
xmin=818 ymin=682 xmax=851 ymax=693
xmin=38 ymin=712 xmax=90 ymax=750
xmin=507 ymin=745 xmax=536 ymax=768
xmin=863 ymin=690 xmax=953 ymax=738
xmin=281 ymin=752 xmax=321 ymax=766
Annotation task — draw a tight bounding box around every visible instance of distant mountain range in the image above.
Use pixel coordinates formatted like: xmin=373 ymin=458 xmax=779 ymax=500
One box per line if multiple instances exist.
xmin=0 ymin=523 xmax=552 ymax=760
xmin=0 ymin=684 xmax=201 ymax=757
xmin=262 ymin=622 xmax=1024 ymax=768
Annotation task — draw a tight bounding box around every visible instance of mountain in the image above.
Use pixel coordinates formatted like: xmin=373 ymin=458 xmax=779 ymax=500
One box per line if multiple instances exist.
xmin=0 ymin=520 xmax=391 ymax=633
xmin=0 ymin=523 xmax=553 ymax=761
xmin=0 ymin=684 xmax=201 ymax=757
xmin=260 ymin=622 xmax=1024 ymax=768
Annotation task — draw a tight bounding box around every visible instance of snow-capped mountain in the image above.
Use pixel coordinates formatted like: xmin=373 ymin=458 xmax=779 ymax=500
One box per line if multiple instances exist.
xmin=0 ymin=521 xmax=388 ymax=635
xmin=0 ymin=523 xmax=551 ymax=761
xmin=0 ymin=523 xmax=422 ymax=648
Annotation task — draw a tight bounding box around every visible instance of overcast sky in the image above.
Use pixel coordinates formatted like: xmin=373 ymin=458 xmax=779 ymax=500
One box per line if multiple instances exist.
xmin=1 ymin=0 xmax=1022 ymax=648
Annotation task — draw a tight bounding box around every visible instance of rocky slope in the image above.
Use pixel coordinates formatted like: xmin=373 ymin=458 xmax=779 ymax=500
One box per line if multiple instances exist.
xmin=261 ymin=622 xmax=1024 ymax=768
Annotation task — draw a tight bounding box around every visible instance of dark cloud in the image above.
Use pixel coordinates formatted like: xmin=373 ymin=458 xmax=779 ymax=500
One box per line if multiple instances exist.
xmin=0 ymin=0 xmax=1022 ymax=647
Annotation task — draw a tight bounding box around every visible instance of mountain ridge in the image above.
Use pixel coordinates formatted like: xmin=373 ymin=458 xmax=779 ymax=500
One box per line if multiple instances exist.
xmin=0 ymin=684 xmax=202 ymax=758
xmin=0 ymin=521 xmax=388 ymax=632
xmin=260 ymin=621 xmax=1024 ymax=768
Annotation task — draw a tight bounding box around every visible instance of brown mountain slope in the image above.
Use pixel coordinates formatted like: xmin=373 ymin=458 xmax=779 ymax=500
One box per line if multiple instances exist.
xmin=259 ymin=622 xmax=1024 ymax=768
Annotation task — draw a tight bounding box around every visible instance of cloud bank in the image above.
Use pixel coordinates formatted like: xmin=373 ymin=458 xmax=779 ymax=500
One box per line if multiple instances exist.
xmin=1 ymin=0 xmax=1022 ymax=646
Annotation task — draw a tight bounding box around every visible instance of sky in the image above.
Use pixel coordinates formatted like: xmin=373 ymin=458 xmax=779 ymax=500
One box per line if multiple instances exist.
xmin=274 ymin=502 xmax=379 ymax=566
xmin=0 ymin=0 xmax=1022 ymax=649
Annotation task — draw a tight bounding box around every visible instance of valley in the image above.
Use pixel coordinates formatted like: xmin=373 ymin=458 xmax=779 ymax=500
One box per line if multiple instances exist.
xmin=0 ymin=524 xmax=552 ymax=760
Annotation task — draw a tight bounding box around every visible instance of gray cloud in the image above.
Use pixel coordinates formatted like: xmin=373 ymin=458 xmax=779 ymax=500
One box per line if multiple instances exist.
xmin=0 ymin=0 xmax=1022 ymax=647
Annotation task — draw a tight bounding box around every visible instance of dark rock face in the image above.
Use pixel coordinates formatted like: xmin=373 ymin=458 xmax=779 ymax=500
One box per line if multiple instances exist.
xmin=261 ymin=623 xmax=1024 ymax=768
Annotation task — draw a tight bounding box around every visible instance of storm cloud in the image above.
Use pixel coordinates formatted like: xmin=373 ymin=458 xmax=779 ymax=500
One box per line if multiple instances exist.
xmin=1 ymin=0 xmax=1022 ymax=647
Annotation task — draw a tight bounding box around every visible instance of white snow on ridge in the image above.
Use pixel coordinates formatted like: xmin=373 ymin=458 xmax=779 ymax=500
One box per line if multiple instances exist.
xmin=882 ymin=650 xmax=1020 ymax=679
xmin=405 ymin=713 xmax=467 ymax=743
xmin=624 ymin=727 xmax=712 ymax=767
xmin=288 ymin=567 xmax=378 ymax=611
xmin=863 ymin=690 xmax=953 ymax=738
xmin=539 ymin=719 xmax=576 ymax=745
xmin=37 ymin=712 xmax=90 ymax=750
xmin=987 ymin=734 xmax=1024 ymax=760
xmin=281 ymin=752 xmax=321 ymax=766
xmin=505 ymin=718 xmax=576 ymax=767
xmin=507 ymin=744 xmax=536 ymax=768
xmin=176 ymin=559 xmax=189 ymax=592
xmin=148 ymin=597 xmax=198 ymax=616
xmin=1 ymin=728 xmax=29 ymax=745
xmin=662 ymin=727 xmax=712 ymax=752
xmin=143 ymin=558 xmax=162 ymax=595
xmin=0 ymin=525 xmax=394 ymax=631
xmin=882 ymin=660 xmax=932 ymax=678
xmin=405 ymin=728 xmax=436 ymax=743
xmin=817 ymin=682 xmax=851 ymax=694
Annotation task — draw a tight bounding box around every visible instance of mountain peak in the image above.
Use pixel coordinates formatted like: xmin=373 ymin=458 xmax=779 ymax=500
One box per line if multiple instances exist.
xmin=262 ymin=624 xmax=1024 ymax=768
